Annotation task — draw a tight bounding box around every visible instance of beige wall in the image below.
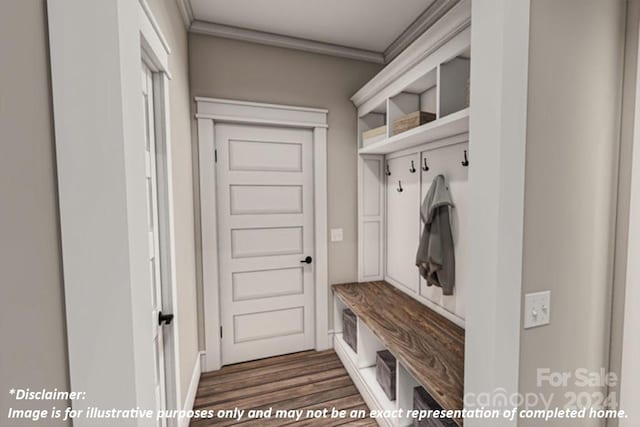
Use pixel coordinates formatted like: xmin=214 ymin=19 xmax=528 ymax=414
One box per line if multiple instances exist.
xmin=146 ymin=0 xmax=200 ymax=403
xmin=188 ymin=35 xmax=382 ymax=338
xmin=519 ymin=1 xmax=626 ymax=425
xmin=0 ymin=1 xmax=70 ymax=425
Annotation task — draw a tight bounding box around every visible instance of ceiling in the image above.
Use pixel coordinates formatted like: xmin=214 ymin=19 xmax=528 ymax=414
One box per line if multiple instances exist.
xmin=188 ymin=0 xmax=435 ymax=52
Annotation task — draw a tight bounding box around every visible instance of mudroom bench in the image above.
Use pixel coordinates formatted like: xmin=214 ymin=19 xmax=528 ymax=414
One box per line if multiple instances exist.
xmin=332 ymin=281 xmax=465 ymax=427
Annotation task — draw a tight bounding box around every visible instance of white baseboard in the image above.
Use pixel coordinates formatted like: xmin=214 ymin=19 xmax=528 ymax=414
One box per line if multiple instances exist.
xmin=178 ymin=351 xmax=204 ymax=427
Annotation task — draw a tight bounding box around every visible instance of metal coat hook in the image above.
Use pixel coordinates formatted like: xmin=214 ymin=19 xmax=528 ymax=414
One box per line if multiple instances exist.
xmin=396 ymin=180 xmax=403 ymax=192
xmin=422 ymin=158 xmax=429 ymax=171
xmin=461 ymin=150 xmax=470 ymax=167
xmin=385 ymin=164 xmax=391 ymax=176
xmin=409 ymin=160 xmax=416 ymax=173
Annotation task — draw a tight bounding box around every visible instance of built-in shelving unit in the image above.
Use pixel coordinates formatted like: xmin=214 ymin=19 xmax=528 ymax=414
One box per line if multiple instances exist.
xmin=354 ymin=0 xmax=471 ymax=326
xmin=347 ymin=2 xmax=472 ymax=425
xmin=359 ymin=107 xmax=469 ymax=155
xmin=333 ymin=281 xmax=464 ymax=427
xmin=356 ymin=16 xmax=471 ymax=155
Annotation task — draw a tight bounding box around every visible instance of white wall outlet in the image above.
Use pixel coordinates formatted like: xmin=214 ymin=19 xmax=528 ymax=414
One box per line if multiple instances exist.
xmin=524 ymin=290 xmax=551 ymax=329
xmin=330 ymin=228 xmax=343 ymax=242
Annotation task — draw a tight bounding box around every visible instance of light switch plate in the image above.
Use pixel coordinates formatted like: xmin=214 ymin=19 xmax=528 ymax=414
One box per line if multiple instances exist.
xmin=524 ymin=290 xmax=551 ymax=329
xmin=330 ymin=228 xmax=343 ymax=242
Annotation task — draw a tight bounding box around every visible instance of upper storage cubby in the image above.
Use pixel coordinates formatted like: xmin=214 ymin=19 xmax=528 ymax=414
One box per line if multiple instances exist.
xmin=359 ymin=99 xmax=387 ymax=148
xmin=352 ymin=0 xmax=471 ymax=155
xmin=439 ymin=49 xmax=471 ymax=117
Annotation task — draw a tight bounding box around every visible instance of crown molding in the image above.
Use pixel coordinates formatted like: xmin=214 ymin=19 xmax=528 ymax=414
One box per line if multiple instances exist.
xmin=189 ymin=20 xmax=385 ymax=64
xmin=351 ymin=0 xmax=471 ymax=108
xmin=175 ymin=0 xmax=194 ymax=30
xmin=384 ymin=0 xmax=462 ymax=63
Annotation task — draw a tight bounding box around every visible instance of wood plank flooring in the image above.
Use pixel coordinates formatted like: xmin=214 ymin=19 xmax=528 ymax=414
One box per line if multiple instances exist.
xmin=191 ymin=350 xmax=376 ymax=426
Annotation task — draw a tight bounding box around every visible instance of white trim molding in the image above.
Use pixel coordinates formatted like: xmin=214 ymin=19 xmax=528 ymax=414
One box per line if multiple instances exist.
xmin=175 ymin=0 xmax=194 ymax=30
xmin=190 ymin=20 xmax=384 ymax=64
xmin=619 ymin=13 xmax=640 ymax=423
xmin=351 ymin=0 xmax=471 ymax=109
xmin=197 ymin=98 xmax=330 ymax=371
xmin=139 ymin=0 xmax=172 ymax=55
xmin=384 ymin=0 xmax=462 ymax=62
xmin=178 ymin=351 xmax=203 ymax=427
xmin=47 ymin=0 xmax=180 ymax=422
xmin=194 ymin=97 xmax=329 ymax=128
xmin=183 ymin=0 xmax=463 ymax=65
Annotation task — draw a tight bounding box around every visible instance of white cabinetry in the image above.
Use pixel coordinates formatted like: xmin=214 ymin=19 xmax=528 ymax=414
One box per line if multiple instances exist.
xmin=354 ymin=0 xmax=471 ymax=327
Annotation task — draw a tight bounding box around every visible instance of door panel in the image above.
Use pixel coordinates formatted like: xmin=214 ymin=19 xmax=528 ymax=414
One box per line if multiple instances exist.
xmin=230 ymin=226 xmax=303 ymax=258
xmin=232 ymin=267 xmax=304 ymax=301
xmin=228 ymin=139 xmax=303 ymax=172
xmin=216 ymin=124 xmax=315 ymax=365
xmin=233 ymin=307 xmax=305 ymax=343
xmin=230 ymin=185 xmax=303 ymax=215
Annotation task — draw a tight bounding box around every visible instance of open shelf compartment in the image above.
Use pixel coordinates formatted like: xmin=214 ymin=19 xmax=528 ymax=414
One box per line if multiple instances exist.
xmin=357 ymin=45 xmax=471 ymax=155
xmin=359 ymin=99 xmax=387 ymax=148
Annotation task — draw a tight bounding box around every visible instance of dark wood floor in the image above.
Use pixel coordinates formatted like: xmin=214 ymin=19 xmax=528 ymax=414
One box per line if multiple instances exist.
xmin=190 ymin=350 xmax=376 ymax=426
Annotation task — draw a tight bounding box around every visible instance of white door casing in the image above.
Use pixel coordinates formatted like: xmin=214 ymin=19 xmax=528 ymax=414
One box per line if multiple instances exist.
xmin=216 ymin=124 xmax=315 ymax=364
xmin=48 ymin=0 xmax=181 ymax=422
xmin=196 ymin=98 xmax=329 ymax=371
xmin=619 ymin=10 xmax=640 ymax=424
xmin=142 ymin=62 xmax=167 ymax=426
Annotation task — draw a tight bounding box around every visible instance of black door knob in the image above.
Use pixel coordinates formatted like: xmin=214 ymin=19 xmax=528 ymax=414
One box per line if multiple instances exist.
xmin=300 ymin=256 xmax=313 ymax=264
xmin=158 ymin=311 xmax=174 ymax=326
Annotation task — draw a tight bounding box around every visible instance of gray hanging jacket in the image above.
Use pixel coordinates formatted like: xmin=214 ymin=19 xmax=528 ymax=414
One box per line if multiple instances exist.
xmin=416 ymin=174 xmax=455 ymax=295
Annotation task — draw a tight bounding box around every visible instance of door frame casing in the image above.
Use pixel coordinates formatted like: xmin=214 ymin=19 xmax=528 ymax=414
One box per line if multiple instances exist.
xmin=196 ymin=97 xmax=329 ymax=371
xmin=618 ymin=5 xmax=640 ymax=424
xmin=139 ymin=4 xmax=182 ymax=420
xmin=48 ymin=0 xmax=181 ymax=422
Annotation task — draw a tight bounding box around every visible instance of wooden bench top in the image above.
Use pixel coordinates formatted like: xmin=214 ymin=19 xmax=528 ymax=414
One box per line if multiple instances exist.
xmin=332 ymin=281 xmax=465 ymax=418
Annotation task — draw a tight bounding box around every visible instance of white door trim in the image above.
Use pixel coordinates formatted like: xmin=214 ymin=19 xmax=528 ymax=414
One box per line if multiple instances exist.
xmin=196 ymin=98 xmax=329 ymax=371
xmin=139 ymin=2 xmax=182 ymax=422
xmin=141 ymin=0 xmax=184 ymax=421
xmin=48 ymin=0 xmax=181 ymax=421
xmin=619 ymin=12 xmax=640 ymax=424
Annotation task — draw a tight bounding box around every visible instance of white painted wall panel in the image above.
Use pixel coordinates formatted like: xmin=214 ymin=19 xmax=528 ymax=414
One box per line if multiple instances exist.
xmin=385 ymin=153 xmax=420 ymax=293
xmin=358 ymin=155 xmax=385 ymax=282
xmin=419 ymin=141 xmax=469 ymax=320
xmin=363 ymin=159 xmax=382 ymax=216
xmin=362 ymin=221 xmax=381 ymax=277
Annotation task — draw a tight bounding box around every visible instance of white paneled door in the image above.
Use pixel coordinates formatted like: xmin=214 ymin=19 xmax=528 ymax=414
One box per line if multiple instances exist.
xmin=142 ymin=63 xmax=167 ymax=427
xmin=216 ymin=124 xmax=316 ymax=365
